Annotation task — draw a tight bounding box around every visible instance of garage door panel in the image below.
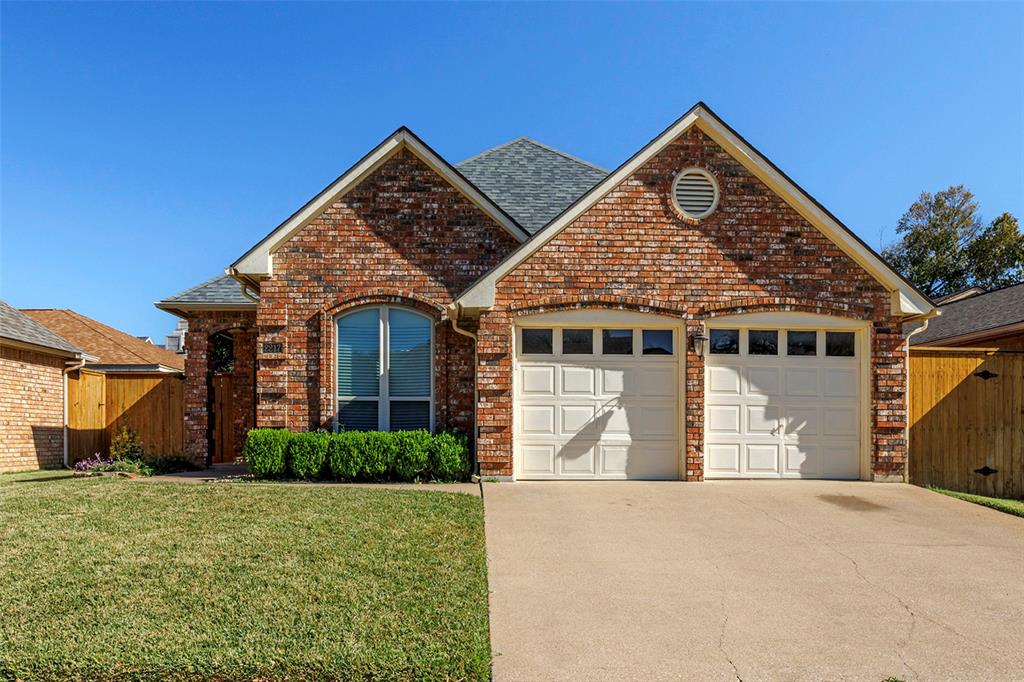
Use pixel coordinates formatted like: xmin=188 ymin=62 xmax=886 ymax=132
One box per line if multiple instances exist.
xmin=823 ymin=406 xmax=858 ymax=436
xmin=747 ymin=405 xmax=780 ymax=434
xmin=708 ymin=405 xmax=740 ymax=434
xmin=823 ymin=368 xmax=857 ymax=397
xmin=784 ymin=368 xmax=819 ymax=397
xmin=520 ymin=444 xmax=556 ymax=476
xmin=746 ymin=367 xmax=781 ymax=396
xmin=784 ymin=444 xmax=820 ymax=477
xmin=559 ymin=442 xmax=596 ymax=475
xmin=638 ymin=368 xmax=676 ymax=397
xmin=521 ymin=366 xmax=555 ymax=395
xmin=561 ymin=366 xmax=595 ymax=395
xmin=521 ymin=405 xmax=555 ymax=435
xmin=745 ymin=443 xmax=780 ymax=475
xmin=708 ymin=365 xmax=741 ymax=394
xmin=784 ymin=406 xmax=819 ymax=436
xmin=600 ymin=443 xmax=678 ymax=479
xmin=561 ymin=404 xmax=597 ymax=435
xmin=822 ymin=442 xmax=859 ymax=478
xmin=601 ymin=367 xmax=628 ymax=395
xmin=706 ymin=443 xmax=741 ymax=475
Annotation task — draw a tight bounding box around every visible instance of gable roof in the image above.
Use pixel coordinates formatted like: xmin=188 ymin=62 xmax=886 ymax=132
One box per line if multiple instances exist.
xmin=21 ymin=309 xmax=185 ymax=371
xmin=156 ymin=274 xmax=257 ymax=313
xmin=454 ymin=102 xmax=935 ymax=318
xmin=0 ymin=299 xmax=80 ymax=357
xmin=230 ymin=127 xmax=530 ymax=276
xmin=457 ymin=137 xmax=608 ymax=234
xmin=912 ymin=283 xmax=1024 ymax=345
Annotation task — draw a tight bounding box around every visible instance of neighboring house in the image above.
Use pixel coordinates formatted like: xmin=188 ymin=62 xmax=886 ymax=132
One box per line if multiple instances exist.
xmin=21 ymin=309 xmax=185 ymax=373
xmin=164 ymin=319 xmax=188 ymax=354
xmin=0 ymin=299 xmax=83 ymax=472
xmin=19 ymin=309 xmax=188 ymax=464
xmin=157 ymin=102 xmax=935 ymax=481
xmin=911 ymin=284 xmax=1024 ymax=349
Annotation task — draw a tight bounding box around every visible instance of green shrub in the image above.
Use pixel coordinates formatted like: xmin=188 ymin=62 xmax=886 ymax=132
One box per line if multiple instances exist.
xmin=288 ymin=431 xmax=329 ymax=479
xmin=430 ymin=431 xmax=470 ymax=481
xmin=393 ymin=430 xmax=432 ymax=481
xmin=145 ymin=455 xmax=197 ymax=475
xmin=109 ymin=426 xmax=144 ymax=461
xmin=361 ymin=431 xmax=397 ymax=480
xmin=244 ymin=429 xmax=291 ymax=478
xmin=327 ymin=431 xmax=364 ymax=480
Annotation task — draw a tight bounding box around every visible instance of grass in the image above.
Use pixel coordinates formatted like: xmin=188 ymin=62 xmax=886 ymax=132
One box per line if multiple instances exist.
xmin=0 ymin=471 xmax=491 ymax=680
xmin=929 ymin=486 xmax=1024 ymax=518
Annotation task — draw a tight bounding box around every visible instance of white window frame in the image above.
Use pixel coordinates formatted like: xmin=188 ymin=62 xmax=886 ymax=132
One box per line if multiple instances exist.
xmin=335 ymin=305 xmax=435 ymax=432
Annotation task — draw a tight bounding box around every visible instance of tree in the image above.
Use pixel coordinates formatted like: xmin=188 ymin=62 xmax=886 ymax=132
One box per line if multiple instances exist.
xmin=882 ymin=185 xmax=1024 ymax=298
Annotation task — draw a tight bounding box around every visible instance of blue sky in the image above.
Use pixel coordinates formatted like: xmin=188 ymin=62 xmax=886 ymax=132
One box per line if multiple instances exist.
xmin=2 ymin=2 xmax=1021 ymax=339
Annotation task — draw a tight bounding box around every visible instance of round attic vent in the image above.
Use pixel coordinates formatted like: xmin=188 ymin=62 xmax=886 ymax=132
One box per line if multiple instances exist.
xmin=671 ymin=168 xmax=719 ymax=219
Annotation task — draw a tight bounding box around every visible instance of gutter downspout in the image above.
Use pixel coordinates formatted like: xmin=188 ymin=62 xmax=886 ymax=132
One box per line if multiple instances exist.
xmin=63 ymin=355 xmax=87 ymax=468
xmin=449 ymin=302 xmax=481 ymax=479
xmin=903 ymin=309 xmax=940 ymax=482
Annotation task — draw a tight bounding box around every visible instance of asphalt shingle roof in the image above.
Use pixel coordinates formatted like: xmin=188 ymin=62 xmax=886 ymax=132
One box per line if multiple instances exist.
xmin=159 ymin=274 xmax=255 ymax=305
xmin=21 ymin=309 xmax=185 ymax=371
xmin=457 ymin=137 xmax=608 ymax=234
xmin=912 ymin=283 xmax=1024 ymax=345
xmin=0 ymin=299 xmax=80 ymax=355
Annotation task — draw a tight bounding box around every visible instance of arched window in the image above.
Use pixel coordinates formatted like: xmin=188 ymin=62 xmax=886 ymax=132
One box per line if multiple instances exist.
xmin=336 ymin=306 xmax=433 ymax=431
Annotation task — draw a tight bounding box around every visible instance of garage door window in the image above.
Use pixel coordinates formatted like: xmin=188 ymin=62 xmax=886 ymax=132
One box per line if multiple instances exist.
xmin=642 ymin=329 xmax=673 ymax=355
xmin=522 ymin=328 xmax=553 ymax=355
xmin=787 ymin=331 xmax=817 ymax=356
xmin=336 ymin=306 xmax=433 ymax=431
xmin=748 ymin=329 xmax=778 ymax=355
xmin=602 ymin=329 xmax=633 ymax=355
xmin=562 ymin=329 xmax=593 ymax=354
xmin=709 ymin=329 xmax=739 ymax=354
xmin=826 ymin=331 xmax=856 ymax=357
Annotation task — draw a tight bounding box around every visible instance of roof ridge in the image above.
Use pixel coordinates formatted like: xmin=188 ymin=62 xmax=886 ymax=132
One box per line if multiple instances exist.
xmin=938 ymin=281 xmax=1024 ymax=307
xmin=455 ymin=136 xmax=532 ymax=166
xmin=66 ymin=310 xmax=155 ymax=364
xmin=517 ymin=137 xmax=609 ymax=174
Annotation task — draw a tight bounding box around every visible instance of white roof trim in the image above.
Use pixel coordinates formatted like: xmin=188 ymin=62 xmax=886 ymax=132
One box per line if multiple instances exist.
xmin=232 ymin=129 xmax=529 ymax=275
xmin=455 ymin=104 xmax=934 ymax=317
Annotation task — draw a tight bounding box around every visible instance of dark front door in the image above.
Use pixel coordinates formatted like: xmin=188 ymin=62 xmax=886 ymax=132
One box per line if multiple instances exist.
xmin=211 ymin=374 xmax=234 ymax=464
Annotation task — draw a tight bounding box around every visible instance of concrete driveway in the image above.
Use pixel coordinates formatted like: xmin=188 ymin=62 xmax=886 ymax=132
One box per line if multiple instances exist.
xmin=483 ymin=481 xmax=1024 ymax=681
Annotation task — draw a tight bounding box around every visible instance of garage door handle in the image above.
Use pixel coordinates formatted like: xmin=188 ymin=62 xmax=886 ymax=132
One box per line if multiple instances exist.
xmin=771 ymin=423 xmax=783 ymax=435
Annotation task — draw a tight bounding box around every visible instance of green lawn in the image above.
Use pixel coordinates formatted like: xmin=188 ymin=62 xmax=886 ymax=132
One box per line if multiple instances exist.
xmin=0 ymin=471 xmax=491 ymax=680
xmin=930 ymin=486 xmax=1024 ymax=518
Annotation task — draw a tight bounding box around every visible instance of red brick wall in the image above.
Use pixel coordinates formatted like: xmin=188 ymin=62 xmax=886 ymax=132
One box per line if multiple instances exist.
xmin=182 ymin=310 xmax=257 ymax=465
xmin=477 ymin=127 xmax=908 ymax=480
xmin=256 ymin=147 xmax=520 ymax=434
xmin=0 ymin=345 xmax=66 ymax=472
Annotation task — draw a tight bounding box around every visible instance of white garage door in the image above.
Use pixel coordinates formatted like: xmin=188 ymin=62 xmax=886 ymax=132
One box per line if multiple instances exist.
xmin=514 ymin=325 xmax=679 ymax=479
xmin=705 ymin=326 xmax=862 ymax=479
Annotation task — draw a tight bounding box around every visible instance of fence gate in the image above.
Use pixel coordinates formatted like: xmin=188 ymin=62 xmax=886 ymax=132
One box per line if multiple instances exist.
xmin=909 ymin=348 xmax=1024 ymax=499
xmin=212 ymin=374 xmax=235 ymax=464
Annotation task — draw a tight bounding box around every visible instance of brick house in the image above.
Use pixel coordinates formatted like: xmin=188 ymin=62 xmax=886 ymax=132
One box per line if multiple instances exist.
xmin=157 ymin=103 xmax=936 ymax=481
xmin=0 ymin=299 xmax=83 ymax=472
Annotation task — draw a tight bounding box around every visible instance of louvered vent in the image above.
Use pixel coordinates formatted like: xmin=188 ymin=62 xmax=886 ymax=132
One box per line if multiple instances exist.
xmin=672 ymin=168 xmax=719 ymax=219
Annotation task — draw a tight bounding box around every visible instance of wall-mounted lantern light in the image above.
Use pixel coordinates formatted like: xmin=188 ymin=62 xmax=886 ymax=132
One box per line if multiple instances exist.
xmin=690 ymin=330 xmax=709 ymax=357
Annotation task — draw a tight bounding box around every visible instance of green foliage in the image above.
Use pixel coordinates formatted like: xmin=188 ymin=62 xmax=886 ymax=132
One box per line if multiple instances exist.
xmin=144 ymin=456 xmax=197 ymax=475
xmin=327 ymin=431 xmax=365 ymax=480
xmin=256 ymin=430 xmax=472 ymax=482
xmin=361 ymin=431 xmax=398 ymax=480
xmin=243 ymin=429 xmax=291 ymax=478
xmin=393 ymin=430 xmax=433 ymax=481
xmin=430 ymin=431 xmax=471 ymax=481
xmin=287 ymin=432 xmax=329 ymax=479
xmin=882 ymin=185 xmax=1023 ymax=297
xmin=109 ymin=426 xmax=144 ymax=461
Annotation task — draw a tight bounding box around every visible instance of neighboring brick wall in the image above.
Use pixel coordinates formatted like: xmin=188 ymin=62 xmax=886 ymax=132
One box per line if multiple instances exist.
xmin=182 ymin=310 xmax=256 ymax=465
xmin=0 ymin=345 xmax=66 ymax=472
xmin=256 ymin=147 xmax=519 ymax=434
xmin=477 ymin=126 xmax=908 ymax=480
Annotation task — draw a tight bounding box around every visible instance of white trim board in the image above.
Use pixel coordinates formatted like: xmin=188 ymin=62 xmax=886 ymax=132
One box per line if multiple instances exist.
xmin=231 ymin=128 xmax=529 ymax=276
xmin=455 ymin=103 xmax=934 ymax=318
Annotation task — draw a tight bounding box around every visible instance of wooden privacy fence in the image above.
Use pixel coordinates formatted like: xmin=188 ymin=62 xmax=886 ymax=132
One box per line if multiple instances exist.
xmin=67 ymin=369 xmax=184 ymax=462
xmin=909 ymin=348 xmax=1024 ymax=499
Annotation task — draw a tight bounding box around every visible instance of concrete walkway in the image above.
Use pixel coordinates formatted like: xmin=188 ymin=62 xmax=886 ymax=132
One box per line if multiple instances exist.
xmin=483 ymin=481 xmax=1024 ymax=681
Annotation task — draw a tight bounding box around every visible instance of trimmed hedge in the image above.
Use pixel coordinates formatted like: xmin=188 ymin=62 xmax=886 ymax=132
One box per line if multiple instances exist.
xmin=246 ymin=429 xmax=471 ymax=482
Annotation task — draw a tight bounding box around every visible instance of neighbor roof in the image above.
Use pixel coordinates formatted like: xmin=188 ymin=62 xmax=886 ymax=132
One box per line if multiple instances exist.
xmin=912 ymin=283 xmax=1024 ymax=345
xmin=156 ymin=274 xmax=257 ymax=311
xmin=0 ymin=299 xmax=80 ymax=356
xmin=21 ymin=309 xmax=185 ymax=371
xmin=457 ymin=137 xmax=608 ymax=234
